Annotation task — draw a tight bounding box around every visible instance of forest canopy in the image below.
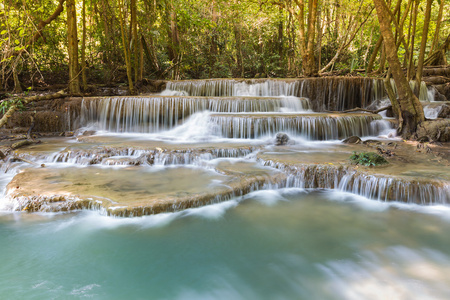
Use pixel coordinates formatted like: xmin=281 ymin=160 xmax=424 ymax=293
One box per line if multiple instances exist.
xmin=0 ymin=0 xmax=449 ymax=92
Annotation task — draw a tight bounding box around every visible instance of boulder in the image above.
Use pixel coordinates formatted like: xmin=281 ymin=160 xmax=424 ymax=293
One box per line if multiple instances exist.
xmin=275 ymin=132 xmax=290 ymax=146
xmin=437 ymin=104 xmax=450 ymax=118
xmin=415 ymin=119 xmax=450 ymax=142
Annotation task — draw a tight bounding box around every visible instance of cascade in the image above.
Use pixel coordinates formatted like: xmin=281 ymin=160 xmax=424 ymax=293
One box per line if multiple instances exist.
xmin=209 ymin=113 xmax=382 ymax=139
xmin=260 ymin=160 xmax=449 ymax=204
xmin=1 ymin=77 xmax=448 ymax=216
xmin=81 ymin=96 xmax=310 ymax=133
xmin=167 ymin=78 xmax=388 ymax=111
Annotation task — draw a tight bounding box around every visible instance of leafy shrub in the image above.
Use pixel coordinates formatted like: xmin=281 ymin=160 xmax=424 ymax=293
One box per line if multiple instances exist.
xmin=350 ymin=152 xmax=388 ymax=166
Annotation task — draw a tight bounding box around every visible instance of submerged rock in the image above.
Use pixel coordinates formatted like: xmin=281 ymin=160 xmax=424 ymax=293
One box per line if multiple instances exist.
xmin=275 ymin=132 xmax=290 ymax=146
xmin=342 ymin=136 xmax=361 ymax=144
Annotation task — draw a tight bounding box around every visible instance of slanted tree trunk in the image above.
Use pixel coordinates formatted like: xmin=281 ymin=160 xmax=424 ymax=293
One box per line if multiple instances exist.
xmin=67 ymin=0 xmax=80 ymax=94
xmin=373 ymin=0 xmax=424 ymax=138
xmin=379 ymin=44 xmax=386 ymax=73
xmin=425 ymin=34 xmax=450 ymax=66
xmin=366 ymin=36 xmax=383 ymax=74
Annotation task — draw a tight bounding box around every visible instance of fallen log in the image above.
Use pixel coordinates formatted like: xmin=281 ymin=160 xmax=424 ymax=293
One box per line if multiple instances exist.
xmin=0 ymin=90 xmax=66 ymax=129
xmin=326 ymin=106 xmax=392 ymax=114
xmin=11 ymin=140 xmax=34 ymax=150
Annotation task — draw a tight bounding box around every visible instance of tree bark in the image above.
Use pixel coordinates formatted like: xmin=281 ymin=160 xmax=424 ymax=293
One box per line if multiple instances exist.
xmin=67 ymin=0 xmax=80 ymax=94
xmin=373 ymin=0 xmax=424 ymax=138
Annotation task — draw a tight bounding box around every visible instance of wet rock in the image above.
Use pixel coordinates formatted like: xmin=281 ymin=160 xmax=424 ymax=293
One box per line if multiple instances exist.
xmin=275 ymin=133 xmax=290 ymax=146
xmin=342 ymin=136 xmax=361 ymax=144
xmin=385 ymin=106 xmax=394 ymax=118
xmin=416 ymin=120 xmax=450 ymax=142
xmin=437 ymin=104 xmax=450 ymax=118
xmin=363 ymin=139 xmax=382 ymax=146
xmin=377 ymin=146 xmax=395 ymax=156
xmin=82 ymin=130 xmax=97 ymax=136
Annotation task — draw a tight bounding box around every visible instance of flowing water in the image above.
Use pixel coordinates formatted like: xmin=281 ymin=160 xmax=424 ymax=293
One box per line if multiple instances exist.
xmin=1 ymin=189 xmax=450 ymax=299
xmin=0 ymin=78 xmax=449 ymax=299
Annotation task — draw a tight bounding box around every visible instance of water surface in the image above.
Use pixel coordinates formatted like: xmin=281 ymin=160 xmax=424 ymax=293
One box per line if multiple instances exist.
xmin=1 ymin=189 xmax=449 ymax=299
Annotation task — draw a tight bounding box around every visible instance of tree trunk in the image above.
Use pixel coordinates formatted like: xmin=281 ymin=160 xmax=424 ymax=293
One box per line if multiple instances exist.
xmin=142 ymin=35 xmax=160 ymax=74
xmin=166 ymin=0 xmax=180 ymax=79
xmin=415 ymin=0 xmax=432 ymax=88
xmin=429 ymin=0 xmax=444 ymax=54
xmin=373 ymin=0 xmax=424 ymax=138
xmin=81 ymin=0 xmax=87 ymax=91
xmin=131 ymin=0 xmax=139 ymax=83
xmin=379 ymin=44 xmax=386 ymax=73
xmin=67 ymin=0 xmax=80 ymax=94
xmin=234 ymin=23 xmax=244 ymax=78
xmin=366 ymin=36 xmax=383 ymax=74
xmin=278 ymin=7 xmax=284 ymax=64
xmin=139 ymin=38 xmax=144 ymax=81
xmin=118 ymin=0 xmax=134 ymax=94
xmin=13 ymin=66 xmax=22 ymax=93
xmin=209 ymin=0 xmax=218 ymax=77
xmin=407 ymin=0 xmax=418 ymax=81
xmin=304 ymin=0 xmax=319 ymax=76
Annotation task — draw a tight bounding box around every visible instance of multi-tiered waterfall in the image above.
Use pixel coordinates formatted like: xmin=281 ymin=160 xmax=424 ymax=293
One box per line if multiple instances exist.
xmin=0 ymin=77 xmax=449 ymax=300
xmin=0 ymin=77 xmax=447 ymax=216
xmin=79 ymin=78 xmax=393 ymax=140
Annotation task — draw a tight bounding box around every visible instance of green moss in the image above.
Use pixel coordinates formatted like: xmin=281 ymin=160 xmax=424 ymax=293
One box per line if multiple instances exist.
xmin=350 ymin=152 xmax=388 ymax=167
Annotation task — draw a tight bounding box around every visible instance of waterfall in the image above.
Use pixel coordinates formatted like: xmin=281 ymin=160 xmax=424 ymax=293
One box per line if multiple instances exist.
xmin=167 ymin=78 xmax=388 ymax=111
xmin=210 ymin=114 xmax=383 ymax=139
xmin=80 ymin=96 xmax=311 ymax=133
xmin=260 ymin=160 xmax=450 ymax=204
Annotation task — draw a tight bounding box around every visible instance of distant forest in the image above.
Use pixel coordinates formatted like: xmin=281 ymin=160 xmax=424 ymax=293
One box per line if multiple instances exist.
xmin=0 ymin=0 xmax=449 ymax=93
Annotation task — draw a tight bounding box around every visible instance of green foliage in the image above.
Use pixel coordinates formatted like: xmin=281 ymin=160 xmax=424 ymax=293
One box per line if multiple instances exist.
xmin=0 ymin=0 xmax=448 ymax=87
xmin=350 ymin=152 xmax=388 ymax=167
xmin=0 ymin=97 xmax=26 ymax=114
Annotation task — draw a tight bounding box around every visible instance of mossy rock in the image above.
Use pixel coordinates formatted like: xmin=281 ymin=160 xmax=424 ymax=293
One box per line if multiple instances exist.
xmin=350 ymin=152 xmax=388 ymax=167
